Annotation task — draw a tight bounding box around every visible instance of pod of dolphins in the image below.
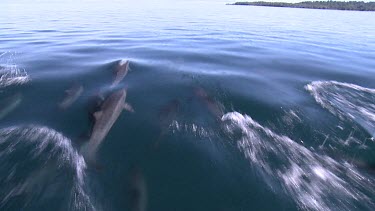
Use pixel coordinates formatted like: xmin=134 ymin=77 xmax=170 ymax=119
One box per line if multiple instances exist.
xmin=1 ymin=59 xmax=147 ymax=211
xmin=58 ymin=59 xmax=147 ymax=211
xmin=57 ymin=59 xmax=133 ymax=164
xmin=57 ymin=59 xmax=223 ymax=211
xmin=2 ymin=59 xmax=375 ymax=211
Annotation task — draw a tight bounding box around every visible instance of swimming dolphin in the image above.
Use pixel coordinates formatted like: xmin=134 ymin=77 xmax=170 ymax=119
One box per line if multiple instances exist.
xmin=158 ymin=99 xmax=180 ymax=129
xmin=128 ymin=167 xmax=147 ymax=211
xmin=58 ymin=83 xmax=83 ymax=109
xmin=193 ymin=87 xmax=224 ymax=120
xmin=11 ymin=160 xmax=59 ymax=198
xmin=112 ymin=60 xmax=130 ymax=87
xmin=80 ymin=88 xmax=133 ymax=164
xmin=86 ymin=91 xmax=107 ymax=135
xmin=0 ymin=93 xmax=22 ymax=120
xmin=154 ymin=99 xmax=181 ymax=148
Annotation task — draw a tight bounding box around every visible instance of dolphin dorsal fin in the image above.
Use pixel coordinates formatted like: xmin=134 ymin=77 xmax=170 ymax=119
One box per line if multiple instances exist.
xmin=94 ymin=111 xmax=103 ymax=120
xmin=123 ymin=103 xmax=134 ymax=113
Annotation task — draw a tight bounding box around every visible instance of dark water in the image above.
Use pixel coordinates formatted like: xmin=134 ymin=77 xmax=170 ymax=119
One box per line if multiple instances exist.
xmin=1 ymin=1 xmax=375 ymax=210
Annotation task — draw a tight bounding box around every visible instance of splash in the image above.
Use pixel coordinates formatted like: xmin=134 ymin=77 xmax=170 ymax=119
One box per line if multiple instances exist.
xmin=222 ymin=112 xmax=375 ymax=211
xmin=169 ymin=120 xmax=214 ymax=139
xmin=0 ymin=65 xmax=30 ymax=88
xmin=0 ymin=125 xmax=95 ymax=210
xmin=306 ymin=81 xmax=375 ymax=137
xmin=0 ymin=52 xmax=30 ymax=88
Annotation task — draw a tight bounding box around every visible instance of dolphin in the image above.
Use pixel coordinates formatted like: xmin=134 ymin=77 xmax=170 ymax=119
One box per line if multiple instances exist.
xmin=8 ymin=160 xmax=59 ymax=199
xmin=112 ymin=60 xmax=130 ymax=87
xmin=193 ymin=87 xmax=224 ymax=120
xmin=153 ymin=99 xmax=181 ymax=148
xmin=128 ymin=167 xmax=147 ymax=211
xmin=80 ymin=88 xmax=133 ymax=164
xmin=158 ymin=99 xmax=180 ymax=129
xmin=58 ymin=83 xmax=83 ymax=109
xmin=0 ymin=93 xmax=22 ymax=120
xmin=86 ymin=91 xmax=106 ymax=134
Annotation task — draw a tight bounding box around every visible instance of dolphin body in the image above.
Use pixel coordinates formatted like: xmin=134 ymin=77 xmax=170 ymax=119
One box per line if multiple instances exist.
xmin=153 ymin=99 xmax=181 ymax=148
xmin=112 ymin=60 xmax=130 ymax=87
xmin=158 ymin=99 xmax=180 ymax=129
xmin=58 ymin=84 xmax=83 ymax=109
xmin=80 ymin=88 xmax=133 ymax=164
xmin=193 ymin=87 xmax=224 ymax=120
xmin=6 ymin=160 xmax=60 ymax=200
xmin=128 ymin=168 xmax=147 ymax=211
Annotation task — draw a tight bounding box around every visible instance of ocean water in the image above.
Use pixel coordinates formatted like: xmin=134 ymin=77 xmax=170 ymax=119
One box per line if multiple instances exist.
xmin=1 ymin=1 xmax=375 ymax=210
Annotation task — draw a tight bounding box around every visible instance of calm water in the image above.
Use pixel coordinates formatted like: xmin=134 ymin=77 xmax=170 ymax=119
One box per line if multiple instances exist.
xmin=1 ymin=1 xmax=375 ymax=210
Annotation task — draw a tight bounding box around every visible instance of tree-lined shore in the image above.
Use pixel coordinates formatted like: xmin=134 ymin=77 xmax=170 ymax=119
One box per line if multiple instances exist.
xmin=230 ymin=1 xmax=375 ymax=11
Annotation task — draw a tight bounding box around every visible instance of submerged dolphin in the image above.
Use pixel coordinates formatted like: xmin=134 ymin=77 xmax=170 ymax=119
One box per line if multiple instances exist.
xmin=153 ymin=99 xmax=181 ymax=148
xmin=158 ymin=99 xmax=180 ymax=129
xmin=80 ymin=88 xmax=133 ymax=164
xmin=0 ymin=93 xmax=22 ymax=120
xmin=193 ymin=87 xmax=224 ymax=120
xmin=112 ymin=60 xmax=130 ymax=87
xmin=58 ymin=83 xmax=83 ymax=109
xmin=10 ymin=160 xmax=59 ymax=198
xmin=128 ymin=167 xmax=147 ymax=211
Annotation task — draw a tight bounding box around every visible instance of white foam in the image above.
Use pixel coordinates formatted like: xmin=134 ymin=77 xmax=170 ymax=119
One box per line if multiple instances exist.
xmin=306 ymin=81 xmax=375 ymax=137
xmin=0 ymin=125 xmax=95 ymax=210
xmin=222 ymin=111 xmax=375 ymax=211
xmin=168 ymin=120 xmax=213 ymax=139
xmin=0 ymin=65 xmax=30 ymax=88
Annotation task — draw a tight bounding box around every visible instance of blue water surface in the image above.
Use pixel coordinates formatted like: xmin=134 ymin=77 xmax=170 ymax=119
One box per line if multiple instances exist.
xmin=1 ymin=1 xmax=375 ymax=210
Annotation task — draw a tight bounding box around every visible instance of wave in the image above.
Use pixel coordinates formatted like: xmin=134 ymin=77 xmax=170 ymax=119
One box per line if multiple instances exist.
xmin=222 ymin=112 xmax=375 ymax=211
xmin=0 ymin=125 xmax=94 ymax=210
xmin=306 ymin=81 xmax=375 ymax=137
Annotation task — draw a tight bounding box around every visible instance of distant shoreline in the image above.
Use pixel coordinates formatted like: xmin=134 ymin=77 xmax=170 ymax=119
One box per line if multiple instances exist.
xmin=229 ymin=1 xmax=375 ymax=11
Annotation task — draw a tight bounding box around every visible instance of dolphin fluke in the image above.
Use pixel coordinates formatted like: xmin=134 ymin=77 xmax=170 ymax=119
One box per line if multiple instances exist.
xmin=128 ymin=167 xmax=147 ymax=211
